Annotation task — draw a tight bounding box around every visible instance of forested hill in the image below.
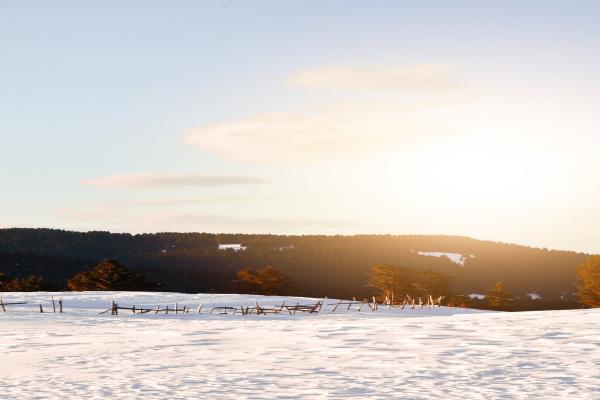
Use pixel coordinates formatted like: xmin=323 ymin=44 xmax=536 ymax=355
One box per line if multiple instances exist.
xmin=0 ymin=228 xmax=589 ymax=301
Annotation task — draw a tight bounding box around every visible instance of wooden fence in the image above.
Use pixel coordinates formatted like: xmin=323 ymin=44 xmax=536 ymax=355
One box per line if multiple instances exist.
xmin=0 ymin=296 xmax=63 ymax=313
xmin=99 ymin=295 xmax=444 ymax=316
xmin=100 ymin=300 xmax=325 ymax=316
xmin=1 ymin=294 xmax=444 ymax=316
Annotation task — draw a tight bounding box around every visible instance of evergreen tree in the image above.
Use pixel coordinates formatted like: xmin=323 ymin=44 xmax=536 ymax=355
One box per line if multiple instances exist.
xmin=368 ymin=264 xmax=450 ymax=300
xmin=13 ymin=275 xmax=47 ymax=291
xmin=576 ymin=255 xmax=600 ymax=308
xmin=236 ymin=265 xmax=289 ymax=295
xmin=413 ymin=270 xmax=451 ymax=298
xmin=368 ymin=264 xmax=416 ymax=298
xmin=0 ymin=274 xmax=48 ymax=291
xmin=66 ymin=259 xmax=152 ymax=291
xmin=485 ymin=282 xmax=513 ymax=310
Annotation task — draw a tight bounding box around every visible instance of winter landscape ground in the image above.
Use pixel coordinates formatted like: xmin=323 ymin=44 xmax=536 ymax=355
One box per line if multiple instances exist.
xmin=0 ymin=292 xmax=598 ymax=399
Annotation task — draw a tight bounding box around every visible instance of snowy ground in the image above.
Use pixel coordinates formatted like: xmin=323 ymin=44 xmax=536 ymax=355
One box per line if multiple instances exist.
xmin=1 ymin=292 xmax=599 ymax=399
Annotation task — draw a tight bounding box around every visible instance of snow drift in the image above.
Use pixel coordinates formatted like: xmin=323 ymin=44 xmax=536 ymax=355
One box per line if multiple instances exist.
xmin=0 ymin=292 xmax=598 ymax=399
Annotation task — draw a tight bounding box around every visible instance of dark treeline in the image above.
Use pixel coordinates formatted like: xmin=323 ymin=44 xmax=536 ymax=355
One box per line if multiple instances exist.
xmin=0 ymin=228 xmax=590 ymax=309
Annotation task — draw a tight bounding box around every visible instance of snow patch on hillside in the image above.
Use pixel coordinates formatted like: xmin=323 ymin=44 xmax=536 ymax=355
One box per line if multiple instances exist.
xmin=417 ymin=251 xmax=473 ymax=266
xmin=469 ymin=293 xmax=486 ymax=300
xmin=218 ymin=243 xmax=247 ymax=251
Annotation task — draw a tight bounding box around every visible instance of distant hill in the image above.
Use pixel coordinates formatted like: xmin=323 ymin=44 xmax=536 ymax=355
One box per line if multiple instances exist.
xmin=0 ymin=228 xmax=589 ymax=304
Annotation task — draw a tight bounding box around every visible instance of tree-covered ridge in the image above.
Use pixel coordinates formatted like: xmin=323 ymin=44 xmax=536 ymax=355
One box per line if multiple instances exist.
xmin=0 ymin=228 xmax=590 ymax=307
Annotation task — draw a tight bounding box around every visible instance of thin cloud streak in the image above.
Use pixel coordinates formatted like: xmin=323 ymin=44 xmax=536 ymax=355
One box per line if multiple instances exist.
xmin=287 ymin=64 xmax=459 ymax=91
xmin=93 ymin=197 xmax=255 ymax=208
xmin=83 ymin=173 xmax=264 ymax=189
xmin=185 ymin=64 xmax=463 ymax=164
xmin=185 ymin=102 xmax=452 ymax=163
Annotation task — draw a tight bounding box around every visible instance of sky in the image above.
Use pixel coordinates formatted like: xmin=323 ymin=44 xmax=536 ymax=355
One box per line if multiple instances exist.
xmin=1 ymin=1 xmax=599 ymax=253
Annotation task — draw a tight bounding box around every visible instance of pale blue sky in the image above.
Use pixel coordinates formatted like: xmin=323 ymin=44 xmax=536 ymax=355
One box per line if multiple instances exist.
xmin=1 ymin=1 xmax=599 ymax=253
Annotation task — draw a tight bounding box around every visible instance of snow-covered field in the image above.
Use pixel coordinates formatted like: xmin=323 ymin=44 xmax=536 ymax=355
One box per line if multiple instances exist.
xmin=1 ymin=292 xmax=599 ymax=399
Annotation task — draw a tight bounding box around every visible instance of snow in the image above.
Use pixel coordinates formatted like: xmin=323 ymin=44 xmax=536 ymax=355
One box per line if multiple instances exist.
xmin=275 ymin=244 xmax=295 ymax=251
xmin=218 ymin=244 xmax=247 ymax=251
xmin=469 ymin=293 xmax=486 ymax=300
xmin=417 ymin=251 xmax=468 ymax=266
xmin=1 ymin=292 xmax=599 ymax=399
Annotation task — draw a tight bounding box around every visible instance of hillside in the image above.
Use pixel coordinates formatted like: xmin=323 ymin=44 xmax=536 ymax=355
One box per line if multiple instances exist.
xmin=0 ymin=228 xmax=589 ymax=304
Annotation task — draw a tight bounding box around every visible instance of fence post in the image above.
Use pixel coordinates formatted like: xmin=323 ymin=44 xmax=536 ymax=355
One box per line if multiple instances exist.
xmin=331 ymin=299 xmax=342 ymax=313
xmin=359 ymin=298 xmax=367 ymax=312
xmin=312 ymin=300 xmax=322 ymax=313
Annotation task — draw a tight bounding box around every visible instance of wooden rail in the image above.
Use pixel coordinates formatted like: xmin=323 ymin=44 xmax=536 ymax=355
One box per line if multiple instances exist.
xmin=0 ymin=297 xmax=63 ymax=313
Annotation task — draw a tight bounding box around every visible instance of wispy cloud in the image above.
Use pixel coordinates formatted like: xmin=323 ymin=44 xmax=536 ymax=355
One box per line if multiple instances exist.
xmin=83 ymin=173 xmax=264 ymax=189
xmin=287 ymin=64 xmax=459 ymax=91
xmin=185 ymin=101 xmax=452 ymax=163
xmin=93 ymin=197 xmax=253 ymax=208
xmin=185 ymin=64 xmax=463 ymax=164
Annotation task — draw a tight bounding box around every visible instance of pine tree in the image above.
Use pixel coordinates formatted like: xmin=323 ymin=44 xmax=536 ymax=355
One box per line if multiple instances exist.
xmin=236 ymin=265 xmax=289 ymax=295
xmin=66 ymin=259 xmax=151 ymax=291
xmin=13 ymin=275 xmax=47 ymax=291
xmin=0 ymin=273 xmax=47 ymax=291
xmin=576 ymin=255 xmax=600 ymax=308
xmin=485 ymin=282 xmax=513 ymax=310
xmin=368 ymin=264 xmax=416 ymax=298
xmin=413 ymin=270 xmax=451 ymax=298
